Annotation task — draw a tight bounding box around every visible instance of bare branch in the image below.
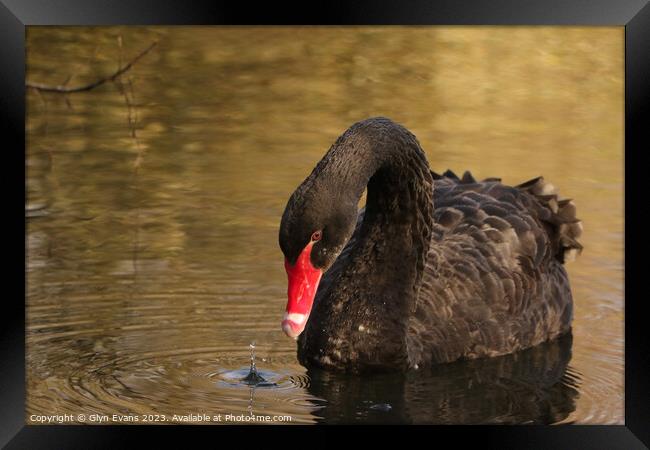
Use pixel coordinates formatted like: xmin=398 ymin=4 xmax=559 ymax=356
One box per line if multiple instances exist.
xmin=26 ymin=41 xmax=158 ymax=94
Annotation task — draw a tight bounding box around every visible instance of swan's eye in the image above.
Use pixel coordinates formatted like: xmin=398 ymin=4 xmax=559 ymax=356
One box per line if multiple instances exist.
xmin=311 ymin=230 xmax=322 ymax=242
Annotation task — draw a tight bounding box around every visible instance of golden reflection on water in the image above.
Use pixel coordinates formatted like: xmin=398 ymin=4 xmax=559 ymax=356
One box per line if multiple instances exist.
xmin=26 ymin=26 xmax=623 ymax=424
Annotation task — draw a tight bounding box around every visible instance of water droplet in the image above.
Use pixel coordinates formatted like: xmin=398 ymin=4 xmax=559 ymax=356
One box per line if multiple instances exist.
xmin=241 ymin=341 xmax=267 ymax=385
xmin=249 ymin=342 xmax=256 ymax=372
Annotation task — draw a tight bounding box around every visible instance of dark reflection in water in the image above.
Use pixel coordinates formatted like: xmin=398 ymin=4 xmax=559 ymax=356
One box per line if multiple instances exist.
xmin=307 ymin=334 xmax=579 ymax=424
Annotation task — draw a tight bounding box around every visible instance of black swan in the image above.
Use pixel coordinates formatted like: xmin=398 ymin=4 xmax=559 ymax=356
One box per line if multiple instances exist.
xmin=279 ymin=117 xmax=582 ymax=372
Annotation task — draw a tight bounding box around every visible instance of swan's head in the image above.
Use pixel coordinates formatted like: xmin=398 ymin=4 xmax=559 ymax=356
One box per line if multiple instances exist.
xmin=278 ymin=183 xmax=358 ymax=339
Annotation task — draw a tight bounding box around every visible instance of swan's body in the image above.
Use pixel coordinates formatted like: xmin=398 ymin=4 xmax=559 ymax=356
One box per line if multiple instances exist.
xmin=279 ymin=117 xmax=582 ymax=372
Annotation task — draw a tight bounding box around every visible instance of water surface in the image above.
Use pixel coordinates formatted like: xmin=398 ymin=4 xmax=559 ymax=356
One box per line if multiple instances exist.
xmin=26 ymin=26 xmax=623 ymax=424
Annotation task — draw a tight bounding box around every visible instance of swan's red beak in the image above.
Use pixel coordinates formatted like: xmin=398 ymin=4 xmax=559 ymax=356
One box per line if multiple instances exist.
xmin=282 ymin=242 xmax=322 ymax=339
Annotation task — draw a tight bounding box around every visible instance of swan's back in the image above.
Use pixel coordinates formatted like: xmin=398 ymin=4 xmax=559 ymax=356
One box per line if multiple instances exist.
xmin=408 ymin=170 xmax=582 ymax=366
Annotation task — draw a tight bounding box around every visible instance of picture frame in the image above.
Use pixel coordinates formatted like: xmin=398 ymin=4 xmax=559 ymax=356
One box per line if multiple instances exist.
xmin=3 ymin=0 xmax=648 ymax=447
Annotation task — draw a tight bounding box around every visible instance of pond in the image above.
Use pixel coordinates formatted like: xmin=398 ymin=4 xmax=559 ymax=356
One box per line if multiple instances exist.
xmin=26 ymin=26 xmax=623 ymax=424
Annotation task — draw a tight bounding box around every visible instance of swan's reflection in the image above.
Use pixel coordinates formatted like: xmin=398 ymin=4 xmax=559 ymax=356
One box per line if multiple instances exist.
xmin=306 ymin=332 xmax=579 ymax=424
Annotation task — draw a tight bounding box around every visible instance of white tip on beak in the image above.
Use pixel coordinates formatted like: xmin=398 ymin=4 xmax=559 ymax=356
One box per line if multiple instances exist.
xmin=282 ymin=313 xmax=307 ymax=339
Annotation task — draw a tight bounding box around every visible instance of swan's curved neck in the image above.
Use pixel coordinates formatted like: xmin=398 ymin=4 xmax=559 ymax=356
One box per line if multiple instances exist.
xmin=340 ymin=121 xmax=434 ymax=312
xmin=307 ymin=119 xmax=434 ymax=357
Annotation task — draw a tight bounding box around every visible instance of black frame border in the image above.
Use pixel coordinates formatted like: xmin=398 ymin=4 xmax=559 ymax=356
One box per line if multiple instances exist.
xmin=3 ymin=1 xmax=648 ymax=448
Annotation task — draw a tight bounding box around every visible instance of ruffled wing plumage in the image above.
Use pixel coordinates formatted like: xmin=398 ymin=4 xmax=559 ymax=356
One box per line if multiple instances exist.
xmin=407 ymin=171 xmax=581 ymax=365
